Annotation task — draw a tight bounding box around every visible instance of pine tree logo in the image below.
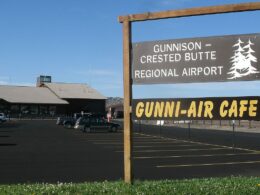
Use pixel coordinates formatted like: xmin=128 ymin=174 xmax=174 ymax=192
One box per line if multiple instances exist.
xmin=227 ymin=38 xmax=259 ymax=79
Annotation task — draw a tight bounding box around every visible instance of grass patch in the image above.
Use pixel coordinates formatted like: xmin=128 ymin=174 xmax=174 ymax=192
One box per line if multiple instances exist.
xmin=0 ymin=176 xmax=260 ymax=194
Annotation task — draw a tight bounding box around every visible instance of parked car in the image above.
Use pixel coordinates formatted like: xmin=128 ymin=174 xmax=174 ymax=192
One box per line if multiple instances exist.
xmin=74 ymin=116 xmax=120 ymax=133
xmin=61 ymin=113 xmax=92 ymax=128
xmin=63 ymin=117 xmax=77 ymax=128
xmin=56 ymin=117 xmax=67 ymax=125
xmin=0 ymin=113 xmax=7 ymax=123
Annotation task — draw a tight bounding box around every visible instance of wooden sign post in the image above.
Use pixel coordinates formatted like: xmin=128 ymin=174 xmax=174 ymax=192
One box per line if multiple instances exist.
xmin=122 ymin=20 xmax=133 ymax=184
xmin=118 ymin=2 xmax=260 ymax=184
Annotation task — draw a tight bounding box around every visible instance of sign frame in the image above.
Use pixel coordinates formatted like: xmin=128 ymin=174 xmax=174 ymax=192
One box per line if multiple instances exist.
xmin=132 ymin=33 xmax=260 ymax=85
xmin=118 ymin=2 xmax=260 ymax=184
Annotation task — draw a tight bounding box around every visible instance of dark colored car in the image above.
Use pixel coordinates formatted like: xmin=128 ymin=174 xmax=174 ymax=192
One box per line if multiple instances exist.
xmin=56 ymin=116 xmax=75 ymax=127
xmin=56 ymin=117 xmax=67 ymax=125
xmin=74 ymin=116 xmax=120 ymax=133
xmin=57 ymin=113 xmax=92 ymax=128
xmin=63 ymin=117 xmax=76 ymax=128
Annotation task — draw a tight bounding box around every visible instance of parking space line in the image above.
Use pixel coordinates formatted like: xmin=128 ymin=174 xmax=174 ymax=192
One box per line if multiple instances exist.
xmin=105 ymin=144 xmax=195 ymax=149
xmin=133 ymin=144 xmax=197 ymax=147
xmin=77 ymin=137 xmax=121 ymax=139
xmin=79 ymin=134 xmax=122 ymax=137
xmin=93 ymin=142 xmax=122 ymax=145
xmin=134 ymin=139 xmax=180 ymax=142
xmin=84 ymin=139 xmax=122 ymax=141
xmin=135 ymin=132 xmax=259 ymax=153
xmin=116 ymin=148 xmax=231 ymax=153
xmin=133 ymin=137 xmax=162 ymax=139
xmin=91 ymin=141 xmax=185 ymax=144
xmin=133 ymin=142 xmax=184 ymax=144
xmin=84 ymin=138 xmax=160 ymax=142
xmin=93 ymin=141 xmax=181 ymax=144
xmin=94 ymin=141 xmax=181 ymax=147
xmin=134 ymin=152 xmax=260 ymax=159
xmin=156 ymin=160 xmax=260 ymax=168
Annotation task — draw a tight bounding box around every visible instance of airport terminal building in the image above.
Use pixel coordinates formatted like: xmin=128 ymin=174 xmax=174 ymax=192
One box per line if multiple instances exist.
xmin=0 ymin=76 xmax=106 ymax=117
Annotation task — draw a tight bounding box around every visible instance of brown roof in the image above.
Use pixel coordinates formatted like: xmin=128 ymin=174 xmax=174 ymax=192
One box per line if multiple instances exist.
xmin=0 ymin=85 xmax=68 ymax=104
xmin=43 ymin=83 xmax=106 ymax=100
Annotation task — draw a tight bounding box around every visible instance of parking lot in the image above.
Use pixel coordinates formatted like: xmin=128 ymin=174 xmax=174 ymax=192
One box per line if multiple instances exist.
xmin=1 ymin=120 xmax=260 ymax=183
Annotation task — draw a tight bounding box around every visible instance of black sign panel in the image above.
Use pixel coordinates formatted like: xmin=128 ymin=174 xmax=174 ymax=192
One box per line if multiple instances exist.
xmin=132 ymin=97 xmax=260 ymax=120
xmin=132 ymin=33 xmax=260 ymax=84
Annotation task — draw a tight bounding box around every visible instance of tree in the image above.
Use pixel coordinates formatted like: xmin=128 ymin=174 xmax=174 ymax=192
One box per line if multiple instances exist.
xmin=227 ymin=38 xmax=259 ymax=79
xmin=227 ymin=38 xmax=246 ymax=79
xmin=241 ymin=39 xmax=259 ymax=76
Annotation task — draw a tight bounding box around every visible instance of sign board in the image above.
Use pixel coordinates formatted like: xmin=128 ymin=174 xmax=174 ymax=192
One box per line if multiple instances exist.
xmin=133 ymin=33 xmax=260 ymax=84
xmin=132 ymin=96 xmax=260 ymax=120
xmin=120 ymin=2 xmax=260 ymax=184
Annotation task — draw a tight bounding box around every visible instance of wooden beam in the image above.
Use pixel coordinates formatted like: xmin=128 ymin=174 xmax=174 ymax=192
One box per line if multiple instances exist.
xmin=119 ymin=2 xmax=260 ymax=23
xmin=122 ymin=20 xmax=133 ymax=184
xmin=118 ymin=2 xmax=260 ymax=184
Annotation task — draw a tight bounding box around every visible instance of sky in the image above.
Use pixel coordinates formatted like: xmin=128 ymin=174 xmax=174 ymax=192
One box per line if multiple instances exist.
xmin=0 ymin=0 xmax=260 ymax=98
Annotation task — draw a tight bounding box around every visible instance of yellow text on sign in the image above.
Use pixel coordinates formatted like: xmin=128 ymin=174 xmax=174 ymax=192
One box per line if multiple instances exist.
xmin=135 ymin=100 xmax=214 ymax=119
xmin=219 ymin=99 xmax=258 ymax=118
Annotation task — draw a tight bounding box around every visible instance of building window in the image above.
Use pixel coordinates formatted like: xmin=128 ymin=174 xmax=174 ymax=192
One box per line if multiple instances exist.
xmin=49 ymin=106 xmax=56 ymax=116
xmin=21 ymin=105 xmax=30 ymax=114
xmin=0 ymin=104 xmax=8 ymax=113
xmin=39 ymin=106 xmax=48 ymax=115
xmin=10 ymin=105 xmax=19 ymax=114
xmin=31 ymin=105 xmax=38 ymax=115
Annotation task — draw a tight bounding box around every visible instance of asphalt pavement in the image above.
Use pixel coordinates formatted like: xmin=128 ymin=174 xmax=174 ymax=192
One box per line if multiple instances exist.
xmin=1 ymin=120 xmax=260 ymax=184
xmin=0 ymin=120 xmax=123 ymax=184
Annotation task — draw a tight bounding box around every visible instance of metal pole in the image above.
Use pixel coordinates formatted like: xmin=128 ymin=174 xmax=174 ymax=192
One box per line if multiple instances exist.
xmin=122 ymin=20 xmax=133 ymax=184
xmin=139 ymin=120 xmax=141 ymax=133
xmin=159 ymin=121 xmax=162 ymax=138
xmin=188 ymin=121 xmax=191 ymax=140
xmin=232 ymin=120 xmax=235 ymax=150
